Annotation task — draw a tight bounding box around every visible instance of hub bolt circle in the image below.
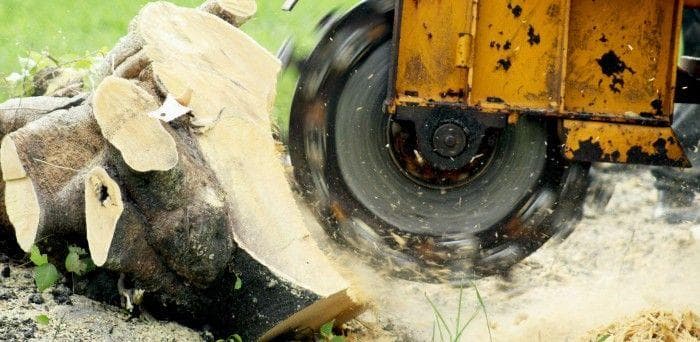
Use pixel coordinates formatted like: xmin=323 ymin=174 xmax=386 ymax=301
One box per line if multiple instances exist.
xmin=432 ymin=123 xmax=468 ymax=158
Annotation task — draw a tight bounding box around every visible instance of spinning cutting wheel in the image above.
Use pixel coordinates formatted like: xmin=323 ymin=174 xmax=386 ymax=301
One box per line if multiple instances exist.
xmin=289 ymin=3 xmax=591 ymax=282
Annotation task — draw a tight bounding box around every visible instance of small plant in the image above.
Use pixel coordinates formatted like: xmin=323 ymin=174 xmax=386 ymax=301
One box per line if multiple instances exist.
xmin=319 ymin=320 xmax=345 ymax=342
xmin=216 ymin=334 xmax=243 ymax=342
xmin=2 ymin=49 xmax=105 ymax=100
xmin=29 ymin=244 xmax=96 ymax=293
xmin=426 ymin=281 xmax=492 ymax=342
xmin=35 ymin=314 xmax=50 ymax=326
xmin=233 ymin=275 xmax=243 ymax=291
xmin=65 ymin=246 xmax=95 ymax=276
xmin=30 ymin=245 xmax=59 ymax=292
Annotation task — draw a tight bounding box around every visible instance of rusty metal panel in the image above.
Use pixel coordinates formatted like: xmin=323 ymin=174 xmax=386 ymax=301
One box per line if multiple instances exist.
xmin=562 ymin=120 xmax=690 ymax=167
xmin=393 ymin=0 xmax=473 ymax=107
xmin=470 ymin=0 xmax=568 ymax=111
xmin=564 ymin=0 xmax=683 ymax=122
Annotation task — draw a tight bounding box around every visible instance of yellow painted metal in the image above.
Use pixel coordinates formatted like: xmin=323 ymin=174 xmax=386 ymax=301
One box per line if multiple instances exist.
xmin=562 ymin=120 xmax=690 ymax=167
xmin=390 ymin=0 xmax=689 ymax=166
xmin=564 ymin=0 xmax=683 ymax=122
xmin=393 ymin=0 xmax=473 ymax=106
xmin=470 ymin=0 xmax=568 ymax=111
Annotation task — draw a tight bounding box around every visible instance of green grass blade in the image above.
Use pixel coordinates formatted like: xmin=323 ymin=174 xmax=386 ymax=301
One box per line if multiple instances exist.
xmin=425 ymin=292 xmax=453 ymax=340
xmin=435 ymin=312 xmax=446 ymax=342
xmin=471 ymin=281 xmax=493 ymax=342
xmin=454 ymin=308 xmax=480 ymax=341
xmin=455 ymin=284 xmax=463 ymax=338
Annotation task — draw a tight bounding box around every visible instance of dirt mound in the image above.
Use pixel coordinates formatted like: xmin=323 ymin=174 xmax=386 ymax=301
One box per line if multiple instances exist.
xmin=584 ymin=311 xmax=700 ymax=342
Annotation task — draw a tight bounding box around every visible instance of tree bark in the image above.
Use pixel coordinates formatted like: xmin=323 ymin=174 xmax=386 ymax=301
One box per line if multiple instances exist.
xmin=0 ymin=1 xmax=364 ymax=339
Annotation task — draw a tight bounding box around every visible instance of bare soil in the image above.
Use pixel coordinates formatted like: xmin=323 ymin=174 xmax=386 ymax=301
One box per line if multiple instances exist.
xmin=0 ymin=262 xmax=201 ymax=341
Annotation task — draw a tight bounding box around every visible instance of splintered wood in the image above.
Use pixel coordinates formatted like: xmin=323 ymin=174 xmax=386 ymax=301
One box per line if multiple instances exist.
xmin=0 ymin=0 xmax=363 ymax=340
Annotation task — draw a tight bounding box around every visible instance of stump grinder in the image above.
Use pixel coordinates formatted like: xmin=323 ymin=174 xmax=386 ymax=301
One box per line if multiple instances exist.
xmin=286 ymin=0 xmax=700 ymax=282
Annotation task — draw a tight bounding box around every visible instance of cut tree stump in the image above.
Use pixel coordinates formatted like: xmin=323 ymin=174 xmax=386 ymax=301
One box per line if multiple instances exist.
xmin=0 ymin=1 xmax=364 ymax=340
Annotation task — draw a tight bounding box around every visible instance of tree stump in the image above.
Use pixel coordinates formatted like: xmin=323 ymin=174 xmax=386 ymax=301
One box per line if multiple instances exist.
xmin=0 ymin=1 xmax=364 ymax=339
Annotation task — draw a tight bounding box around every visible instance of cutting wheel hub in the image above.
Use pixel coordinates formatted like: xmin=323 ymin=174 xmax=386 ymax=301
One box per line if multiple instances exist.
xmin=433 ymin=123 xmax=467 ymax=157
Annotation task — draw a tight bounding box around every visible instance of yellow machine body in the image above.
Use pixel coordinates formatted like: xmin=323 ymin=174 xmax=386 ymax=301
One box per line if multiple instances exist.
xmin=389 ymin=0 xmax=691 ymax=167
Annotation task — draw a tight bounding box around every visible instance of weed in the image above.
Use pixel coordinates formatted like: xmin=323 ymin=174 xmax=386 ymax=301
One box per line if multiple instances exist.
xmin=319 ymin=320 xmax=346 ymax=342
xmin=426 ymin=281 xmax=492 ymax=342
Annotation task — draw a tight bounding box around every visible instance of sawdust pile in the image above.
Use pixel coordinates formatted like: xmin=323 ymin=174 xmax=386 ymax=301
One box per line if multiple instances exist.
xmin=583 ymin=311 xmax=700 ymax=342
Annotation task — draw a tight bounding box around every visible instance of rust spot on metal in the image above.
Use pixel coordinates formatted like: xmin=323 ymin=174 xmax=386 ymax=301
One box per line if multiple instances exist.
xmin=596 ymin=50 xmax=635 ymax=93
xmin=507 ymin=3 xmax=523 ymax=18
xmin=404 ymin=90 xmax=419 ymax=97
xmin=439 ymin=88 xmax=465 ymax=99
xmin=486 ymin=97 xmax=505 ymax=103
xmin=667 ymin=136 xmax=676 ymax=145
xmin=625 ymin=139 xmax=685 ymax=167
xmin=651 ymin=98 xmax=663 ymax=116
xmin=527 ymin=25 xmax=541 ymax=45
xmin=497 ymin=58 xmax=512 ymax=71
xmin=503 ymin=40 xmax=512 ymax=50
xmin=563 ymin=120 xmax=691 ymax=167
xmin=570 ymin=138 xmax=623 ymax=163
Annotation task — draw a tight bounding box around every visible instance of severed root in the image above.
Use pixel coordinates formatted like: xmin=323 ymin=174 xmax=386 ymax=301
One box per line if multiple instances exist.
xmin=1 ymin=103 xmax=105 ymax=251
xmin=85 ymin=166 xmax=222 ymax=311
xmin=93 ymin=76 xmax=178 ymax=172
xmin=0 ymin=94 xmax=88 ymax=245
xmin=0 ymin=94 xmax=87 ymax=135
xmin=84 ymin=166 xmax=123 ymax=267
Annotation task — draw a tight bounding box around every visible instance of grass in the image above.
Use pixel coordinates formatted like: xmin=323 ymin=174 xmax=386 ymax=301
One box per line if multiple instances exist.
xmin=426 ymin=281 xmax=493 ymax=342
xmin=0 ymin=0 xmax=356 ymax=137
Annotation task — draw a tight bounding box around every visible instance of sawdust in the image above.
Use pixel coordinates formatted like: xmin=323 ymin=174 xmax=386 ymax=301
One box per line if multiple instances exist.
xmin=1 ymin=166 xmax=697 ymax=341
xmin=302 ymin=167 xmax=700 ymax=341
xmin=582 ymin=310 xmax=700 ymax=342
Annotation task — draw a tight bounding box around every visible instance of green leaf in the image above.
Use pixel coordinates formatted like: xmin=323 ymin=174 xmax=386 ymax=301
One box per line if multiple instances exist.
xmin=73 ymin=59 xmax=93 ymax=70
xmin=30 ymin=245 xmax=48 ymax=266
xmin=82 ymin=258 xmax=96 ymax=273
xmin=35 ymin=314 xmax=50 ymax=325
xmin=320 ymin=320 xmax=334 ymax=338
xmin=34 ymin=263 xmax=59 ymax=292
xmin=330 ymin=336 xmax=345 ymax=342
xmin=596 ymin=334 xmax=610 ymax=342
xmin=67 ymin=246 xmax=87 ymax=256
xmin=229 ymin=334 xmax=243 ymax=342
xmin=234 ymin=276 xmax=242 ymax=291
xmin=65 ymin=250 xmax=87 ymax=276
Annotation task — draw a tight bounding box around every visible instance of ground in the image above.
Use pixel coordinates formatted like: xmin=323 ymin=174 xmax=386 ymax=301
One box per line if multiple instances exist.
xmin=0 ymin=263 xmax=201 ymax=341
xmin=321 ymin=168 xmax=700 ymax=341
xmin=1 ymin=167 xmax=698 ymax=341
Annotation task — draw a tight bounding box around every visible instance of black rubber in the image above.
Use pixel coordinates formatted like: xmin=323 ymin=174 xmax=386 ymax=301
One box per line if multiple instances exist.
xmin=289 ymin=2 xmax=591 ymax=282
